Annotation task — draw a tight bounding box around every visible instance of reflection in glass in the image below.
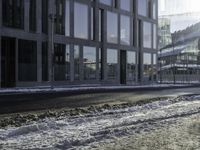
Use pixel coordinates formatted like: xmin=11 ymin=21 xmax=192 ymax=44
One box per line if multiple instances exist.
xmin=120 ymin=15 xmax=131 ymax=45
xmin=83 ymin=47 xmax=96 ymax=80
xmin=74 ymin=45 xmax=80 ymax=80
xmin=127 ymin=51 xmax=136 ymax=81
xmin=120 ymin=0 xmax=131 ymax=11
xmin=152 ymin=0 xmax=157 ymax=19
xmin=138 ymin=0 xmax=147 ymax=16
xmin=143 ymin=22 xmax=152 ymax=48
xmin=107 ymin=49 xmax=118 ymax=79
xmin=74 ymin=2 xmax=88 ymax=39
xmin=143 ymin=53 xmax=152 ymax=81
xmin=54 ymin=44 xmax=70 ymax=81
xmin=153 ymin=24 xmax=157 ymax=49
xmin=18 ymin=40 xmax=37 ymax=81
xmin=99 ymin=0 xmax=112 ymax=6
xmin=107 ymin=11 xmax=118 ymax=44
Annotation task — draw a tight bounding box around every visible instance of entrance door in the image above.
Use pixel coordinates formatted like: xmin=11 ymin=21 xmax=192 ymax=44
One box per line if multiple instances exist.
xmin=1 ymin=37 xmax=16 ymax=87
xmin=120 ymin=50 xmax=126 ymax=84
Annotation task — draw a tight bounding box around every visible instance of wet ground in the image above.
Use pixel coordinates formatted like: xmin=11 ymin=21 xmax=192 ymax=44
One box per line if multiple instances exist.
xmin=0 ymin=94 xmax=200 ymax=150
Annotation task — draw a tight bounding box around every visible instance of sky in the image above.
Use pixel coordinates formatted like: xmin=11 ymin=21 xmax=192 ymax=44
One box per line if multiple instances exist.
xmin=158 ymin=0 xmax=200 ymax=32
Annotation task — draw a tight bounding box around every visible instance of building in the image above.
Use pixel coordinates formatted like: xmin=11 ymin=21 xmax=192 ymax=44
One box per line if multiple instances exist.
xmin=158 ymin=18 xmax=172 ymax=49
xmin=0 ymin=0 xmax=158 ymax=88
xmin=158 ymin=22 xmax=200 ymax=83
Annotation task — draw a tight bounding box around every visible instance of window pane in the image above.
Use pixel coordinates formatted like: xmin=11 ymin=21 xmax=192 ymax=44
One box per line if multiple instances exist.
xmin=54 ymin=44 xmax=70 ymax=81
xmin=143 ymin=53 xmax=152 ymax=81
xmin=107 ymin=11 xmax=118 ymax=44
xmin=42 ymin=0 xmax=48 ymax=33
xmin=2 ymin=0 xmax=24 ymax=29
xmin=29 ymin=0 xmax=36 ymax=32
xmin=120 ymin=15 xmax=131 ymax=45
xmin=127 ymin=51 xmax=136 ymax=80
xmin=74 ymin=2 xmax=88 ymax=39
xmin=42 ymin=42 xmax=48 ymax=81
xmin=152 ymin=0 xmax=157 ymax=19
xmin=138 ymin=0 xmax=147 ymax=16
xmin=107 ymin=49 xmax=118 ymax=79
xmin=120 ymin=0 xmax=131 ymax=11
xmin=65 ymin=0 xmax=70 ymax=36
xmin=18 ymin=40 xmax=37 ymax=81
xmin=83 ymin=46 xmax=96 ymax=80
xmin=99 ymin=0 xmax=112 ymax=6
xmin=143 ymin=22 xmax=152 ymax=48
xmin=74 ymin=45 xmax=80 ymax=80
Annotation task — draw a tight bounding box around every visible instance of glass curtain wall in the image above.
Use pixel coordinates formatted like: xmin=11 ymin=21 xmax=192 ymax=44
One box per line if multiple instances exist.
xmin=120 ymin=15 xmax=131 ymax=45
xmin=143 ymin=22 xmax=152 ymax=48
xmin=74 ymin=45 xmax=81 ymax=80
xmin=54 ymin=44 xmax=70 ymax=81
xmin=127 ymin=51 xmax=136 ymax=81
xmin=107 ymin=11 xmax=118 ymax=44
xmin=83 ymin=47 xmax=97 ymax=80
xmin=107 ymin=49 xmax=118 ymax=79
xmin=143 ymin=53 xmax=152 ymax=82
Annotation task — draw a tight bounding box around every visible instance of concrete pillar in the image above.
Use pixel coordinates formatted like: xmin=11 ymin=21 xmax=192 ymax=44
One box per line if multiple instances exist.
xmin=36 ymin=0 xmax=42 ymax=33
xmin=37 ymin=41 xmax=42 ymax=82
xmin=24 ymin=0 xmax=30 ymax=32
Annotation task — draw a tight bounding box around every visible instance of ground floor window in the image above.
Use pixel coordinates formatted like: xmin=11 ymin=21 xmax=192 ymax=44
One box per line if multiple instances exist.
xmin=107 ymin=49 xmax=118 ymax=79
xmin=54 ymin=44 xmax=70 ymax=81
xmin=42 ymin=42 xmax=48 ymax=81
xmin=83 ymin=46 xmax=96 ymax=80
xmin=143 ymin=53 xmax=152 ymax=82
xmin=18 ymin=39 xmax=37 ymax=81
xmin=74 ymin=45 xmax=80 ymax=80
xmin=127 ymin=51 xmax=136 ymax=81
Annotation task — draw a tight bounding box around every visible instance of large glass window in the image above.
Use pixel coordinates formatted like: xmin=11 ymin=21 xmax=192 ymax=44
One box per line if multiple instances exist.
xmin=143 ymin=22 xmax=152 ymax=48
xmin=54 ymin=44 xmax=70 ymax=81
xmin=120 ymin=15 xmax=131 ymax=45
xmin=152 ymin=0 xmax=157 ymax=19
xmin=127 ymin=51 xmax=136 ymax=81
xmin=2 ymin=0 xmax=24 ymax=29
xmin=83 ymin=46 xmax=97 ymax=80
xmin=138 ymin=0 xmax=147 ymax=16
xmin=55 ymin=0 xmax=70 ymax=36
xmin=153 ymin=54 xmax=157 ymax=81
xmin=107 ymin=11 xmax=118 ymax=44
xmin=42 ymin=0 xmax=48 ymax=33
xmin=74 ymin=45 xmax=80 ymax=80
xmin=99 ymin=0 xmax=112 ymax=6
xmin=18 ymin=40 xmax=37 ymax=81
xmin=74 ymin=2 xmax=88 ymax=39
xmin=99 ymin=9 xmax=103 ymax=42
xmin=143 ymin=53 xmax=152 ymax=81
xmin=107 ymin=49 xmax=118 ymax=79
xmin=120 ymin=0 xmax=131 ymax=11
xmin=29 ymin=0 xmax=36 ymax=32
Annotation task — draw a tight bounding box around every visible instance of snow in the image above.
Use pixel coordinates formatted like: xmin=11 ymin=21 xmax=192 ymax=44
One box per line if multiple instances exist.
xmin=0 ymin=95 xmax=200 ymax=149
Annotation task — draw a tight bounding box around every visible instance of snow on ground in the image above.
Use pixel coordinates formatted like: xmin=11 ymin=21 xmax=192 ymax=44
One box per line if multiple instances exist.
xmin=0 ymin=95 xmax=200 ymax=149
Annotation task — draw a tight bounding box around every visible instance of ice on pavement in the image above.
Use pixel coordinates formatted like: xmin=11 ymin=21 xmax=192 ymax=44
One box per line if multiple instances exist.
xmin=0 ymin=95 xmax=200 ymax=149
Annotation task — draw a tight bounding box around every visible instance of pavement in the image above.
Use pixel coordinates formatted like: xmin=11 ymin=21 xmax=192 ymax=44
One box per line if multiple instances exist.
xmin=0 ymin=84 xmax=200 ymax=115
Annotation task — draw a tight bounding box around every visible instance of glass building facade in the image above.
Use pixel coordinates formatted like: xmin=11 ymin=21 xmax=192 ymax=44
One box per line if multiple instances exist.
xmin=0 ymin=0 xmax=158 ymax=87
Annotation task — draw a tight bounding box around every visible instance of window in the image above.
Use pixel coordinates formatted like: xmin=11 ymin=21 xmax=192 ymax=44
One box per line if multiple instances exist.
xmin=54 ymin=44 xmax=70 ymax=81
xmin=29 ymin=0 xmax=36 ymax=32
xmin=153 ymin=54 xmax=157 ymax=81
xmin=2 ymin=0 xmax=24 ymax=29
xmin=107 ymin=49 xmax=118 ymax=79
xmin=120 ymin=0 xmax=131 ymax=11
xmin=74 ymin=2 xmax=88 ymax=39
xmin=42 ymin=0 xmax=48 ymax=33
xmin=18 ymin=40 xmax=37 ymax=81
xmin=107 ymin=11 xmax=118 ymax=44
xmin=143 ymin=53 xmax=152 ymax=81
xmin=83 ymin=46 xmax=97 ymax=80
xmin=152 ymin=0 xmax=157 ymax=19
xmin=55 ymin=0 xmax=70 ymax=36
xmin=91 ymin=7 xmax=94 ymax=40
xmin=74 ymin=45 xmax=80 ymax=80
xmin=143 ymin=22 xmax=152 ymax=48
xmin=42 ymin=42 xmax=48 ymax=81
xmin=120 ymin=15 xmax=131 ymax=45
xmin=99 ymin=9 xmax=103 ymax=42
xmin=99 ymin=48 xmax=102 ymax=80
xmin=127 ymin=51 xmax=136 ymax=80
xmin=99 ymin=0 xmax=112 ymax=6
xmin=138 ymin=0 xmax=147 ymax=16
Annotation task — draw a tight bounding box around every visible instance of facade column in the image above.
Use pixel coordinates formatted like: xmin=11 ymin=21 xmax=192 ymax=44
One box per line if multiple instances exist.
xmin=36 ymin=0 xmax=42 ymax=33
xmin=24 ymin=0 xmax=30 ymax=32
